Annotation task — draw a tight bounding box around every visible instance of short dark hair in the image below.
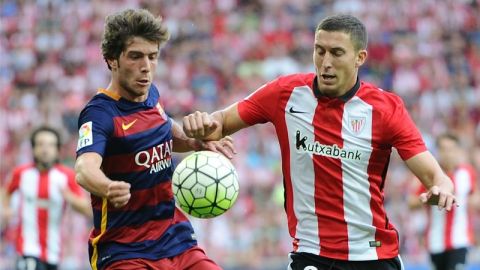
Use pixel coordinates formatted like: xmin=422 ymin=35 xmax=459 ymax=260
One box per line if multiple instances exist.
xmin=101 ymin=9 xmax=170 ymax=70
xmin=316 ymin=14 xmax=367 ymax=51
xmin=30 ymin=126 xmax=61 ymax=150
xmin=436 ymin=133 xmax=460 ymax=147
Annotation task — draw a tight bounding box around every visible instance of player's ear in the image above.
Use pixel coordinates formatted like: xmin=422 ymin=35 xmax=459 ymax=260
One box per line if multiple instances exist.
xmin=107 ymin=58 xmax=118 ymax=70
xmin=355 ymin=49 xmax=367 ymax=68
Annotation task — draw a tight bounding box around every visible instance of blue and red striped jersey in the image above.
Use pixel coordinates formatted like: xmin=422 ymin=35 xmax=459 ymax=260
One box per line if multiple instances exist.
xmin=76 ymin=85 xmax=196 ymax=270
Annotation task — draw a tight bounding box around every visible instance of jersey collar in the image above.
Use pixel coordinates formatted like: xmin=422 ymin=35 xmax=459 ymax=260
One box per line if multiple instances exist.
xmin=97 ymin=85 xmax=159 ymax=109
xmin=312 ymin=76 xmax=360 ymax=102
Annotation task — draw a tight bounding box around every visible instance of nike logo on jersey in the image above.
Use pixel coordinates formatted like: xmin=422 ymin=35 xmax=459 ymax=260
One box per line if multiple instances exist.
xmin=122 ymin=119 xmax=138 ymax=130
xmin=289 ymin=107 xmax=306 ymax=114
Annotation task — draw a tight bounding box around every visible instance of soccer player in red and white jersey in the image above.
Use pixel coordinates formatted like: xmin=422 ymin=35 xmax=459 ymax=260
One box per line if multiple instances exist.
xmin=1 ymin=126 xmax=92 ymax=270
xmin=409 ymin=133 xmax=478 ymax=270
xmin=183 ymin=14 xmax=457 ymax=270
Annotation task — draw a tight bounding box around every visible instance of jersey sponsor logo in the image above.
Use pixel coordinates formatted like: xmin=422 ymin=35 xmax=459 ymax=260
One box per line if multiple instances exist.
xmin=134 ymin=139 xmax=173 ymax=174
xmin=369 ymin=240 xmax=381 ymax=247
xmin=122 ymin=119 xmax=138 ymax=130
xmin=289 ymin=106 xmax=306 ymax=114
xmin=77 ymin=121 xmax=93 ymax=150
xmin=348 ymin=116 xmax=366 ymax=134
xmin=295 ymin=130 xmax=362 ymax=160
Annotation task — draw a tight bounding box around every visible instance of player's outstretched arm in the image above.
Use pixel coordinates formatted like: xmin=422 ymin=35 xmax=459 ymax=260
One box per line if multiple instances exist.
xmin=183 ymin=103 xmax=249 ymax=141
xmin=405 ymin=151 xmax=457 ymax=211
xmin=75 ymin=152 xmax=131 ymax=208
xmin=0 ymin=188 xmax=12 ymax=230
xmin=61 ymin=188 xmax=93 ymax=218
xmin=171 ymin=121 xmax=236 ymax=158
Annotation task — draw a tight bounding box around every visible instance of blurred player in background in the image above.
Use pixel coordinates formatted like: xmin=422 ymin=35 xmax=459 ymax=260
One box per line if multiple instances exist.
xmin=409 ymin=133 xmax=479 ymax=270
xmin=183 ymin=14 xmax=457 ymax=270
xmin=1 ymin=126 xmax=92 ymax=270
xmin=74 ymin=8 xmax=234 ymax=270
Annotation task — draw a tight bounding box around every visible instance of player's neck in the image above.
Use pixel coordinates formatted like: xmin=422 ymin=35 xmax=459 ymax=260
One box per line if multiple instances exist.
xmin=36 ymin=162 xmax=53 ymax=172
xmin=106 ymin=81 xmax=147 ymax=103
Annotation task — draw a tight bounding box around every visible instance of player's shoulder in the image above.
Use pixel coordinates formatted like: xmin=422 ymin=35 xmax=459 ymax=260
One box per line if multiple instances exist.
xmin=80 ymin=91 xmax=118 ymax=118
xmin=12 ymin=163 xmax=35 ymax=175
xmin=457 ymin=164 xmax=476 ymax=176
xmin=83 ymin=91 xmax=117 ymax=110
xmin=53 ymin=164 xmax=75 ymax=175
xmin=357 ymin=81 xmax=405 ymax=108
xmin=275 ymin=73 xmax=315 ymax=90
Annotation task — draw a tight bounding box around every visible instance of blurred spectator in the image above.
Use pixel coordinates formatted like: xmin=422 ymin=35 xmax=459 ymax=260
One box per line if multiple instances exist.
xmin=408 ymin=133 xmax=479 ymax=270
xmin=1 ymin=126 xmax=91 ymax=270
xmin=2 ymin=0 xmax=480 ymax=269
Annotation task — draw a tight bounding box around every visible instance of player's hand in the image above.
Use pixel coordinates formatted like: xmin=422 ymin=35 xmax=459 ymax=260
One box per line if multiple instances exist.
xmin=106 ymin=181 xmax=131 ymax=208
xmin=420 ymin=182 xmax=457 ymax=211
xmin=201 ymin=136 xmax=237 ymax=159
xmin=183 ymin=111 xmax=221 ymax=140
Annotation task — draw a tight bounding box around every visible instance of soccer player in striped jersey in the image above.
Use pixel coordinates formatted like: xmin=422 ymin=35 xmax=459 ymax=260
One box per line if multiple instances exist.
xmin=74 ymin=9 xmax=234 ymax=270
xmin=409 ymin=133 xmax=478 ymax=270
xmin=1 ymin=126 xmax=92 ymax=270
xmin=183 ymin=14 xmax=457 ymax=270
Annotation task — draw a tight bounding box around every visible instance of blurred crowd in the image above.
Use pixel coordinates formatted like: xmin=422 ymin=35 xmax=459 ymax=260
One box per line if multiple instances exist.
xmin=2 ymin=0 xmax=480 ymax=269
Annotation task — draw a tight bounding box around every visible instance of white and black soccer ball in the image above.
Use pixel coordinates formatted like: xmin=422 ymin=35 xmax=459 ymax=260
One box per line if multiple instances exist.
xmin=172 ymin=151 xmax=239 ymax=218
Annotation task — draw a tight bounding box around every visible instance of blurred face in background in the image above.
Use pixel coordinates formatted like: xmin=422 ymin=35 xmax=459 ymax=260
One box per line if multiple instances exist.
xmin=108 ymin=37 xmax=159 ymax=102
xmin=313 ymin=30 xmax=367 ymax=97
xmin=437 ymin=137 xmax=461 ymax=172
xmin=33 ymin=131 xmax=59 ymax=170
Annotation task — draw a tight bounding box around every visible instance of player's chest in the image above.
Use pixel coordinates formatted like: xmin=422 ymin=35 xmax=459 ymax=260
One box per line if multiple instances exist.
xmin=284 ymin=98 xmax=378 ymax=152
xmin=19 ymin=171 xmax=66 ymax=207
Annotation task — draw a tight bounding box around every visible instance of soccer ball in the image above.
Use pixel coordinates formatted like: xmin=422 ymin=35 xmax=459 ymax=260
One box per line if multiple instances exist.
xmin=172 ymin=151 xmax=239 ymax=218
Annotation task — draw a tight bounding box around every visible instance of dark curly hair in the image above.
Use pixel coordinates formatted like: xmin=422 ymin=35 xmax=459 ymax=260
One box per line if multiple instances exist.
xmin=101 ymin=9 xmax=170 ymax=70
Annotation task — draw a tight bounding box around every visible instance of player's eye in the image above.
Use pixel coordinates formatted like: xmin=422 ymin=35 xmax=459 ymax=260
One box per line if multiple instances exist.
xmin=315 ymin=47 xmax=325 ymax=55
xmin=148 ymin=53 xmax=158 ymax=60
xmin=332 ymin=49 xmax=345 ymax=57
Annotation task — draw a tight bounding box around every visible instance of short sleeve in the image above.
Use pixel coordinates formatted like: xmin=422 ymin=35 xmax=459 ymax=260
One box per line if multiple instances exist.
xmin=6 ymin=167 xmax=21 ymax=194
xmin=76 ymin=105 xmax=114 ymax=157
xmin=386 ymin=97 xmax=427 ymax=160
xmin=237 ymin=78 xmax=281 ymax=125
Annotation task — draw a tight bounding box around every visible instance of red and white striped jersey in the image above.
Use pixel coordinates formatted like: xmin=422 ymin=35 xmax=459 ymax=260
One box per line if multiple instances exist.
xmin=6 ymin=163 xmax=83 ymax=264
xmin=424 ymin=164 xmax=476 ymax=254
xmin=238 ymin=73 xmax=427 ymax=261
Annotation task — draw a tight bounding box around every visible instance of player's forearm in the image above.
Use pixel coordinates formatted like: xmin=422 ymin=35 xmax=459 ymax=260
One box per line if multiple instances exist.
xmin=407 ymin=195 xmax=423 ymax=210
xmin=75 ymin=159 xmax=112 ymax=198
xmin=405 ymin=151 xmax=447 ymax=188
xmin=63 ymin=190 xmax=93 ymax=218
xmin=0 ymin=190 xmax=12 ymax=229
xmin=172 ymin=121 xmax=203 ymax=152
xmin=213 ymin=104 xmax=249 ymax=138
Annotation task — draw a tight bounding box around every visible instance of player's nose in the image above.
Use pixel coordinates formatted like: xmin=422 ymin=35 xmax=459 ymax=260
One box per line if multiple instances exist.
xmin=321 ymin=53 xmax=333 ymax=69
xmin=140 ymin=56 xmax=151 ymax=73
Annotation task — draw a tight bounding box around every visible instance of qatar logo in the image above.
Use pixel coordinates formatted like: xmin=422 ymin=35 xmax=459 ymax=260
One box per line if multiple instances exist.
xmin=348 ymin=116 xmax=366 ymax=134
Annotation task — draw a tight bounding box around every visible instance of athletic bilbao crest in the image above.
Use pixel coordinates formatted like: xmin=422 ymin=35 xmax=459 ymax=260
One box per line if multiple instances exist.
xmin=348 ymin=116 xmax=366 ymax=134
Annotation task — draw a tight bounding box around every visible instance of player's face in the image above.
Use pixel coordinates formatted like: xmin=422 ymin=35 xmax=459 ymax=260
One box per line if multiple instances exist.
xmin=313 ymin=30 xmax=366 ymax=97
xmin=111 ymin=37 xmax=159 ymax=102
xmin=437 ymin=138 xmax=460 ymax=170
xmin=33 ymin=131 xmax=59 ymax=170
